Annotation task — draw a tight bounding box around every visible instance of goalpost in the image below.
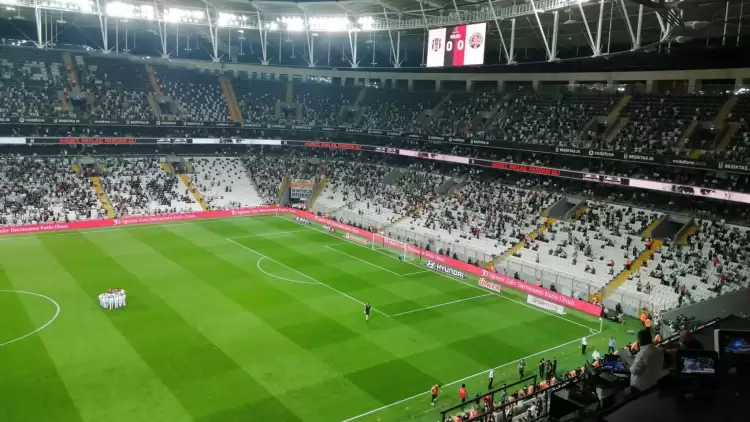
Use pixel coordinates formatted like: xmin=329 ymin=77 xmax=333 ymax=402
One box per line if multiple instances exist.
xmin=371 ymin=234 xmax=419 ymax=262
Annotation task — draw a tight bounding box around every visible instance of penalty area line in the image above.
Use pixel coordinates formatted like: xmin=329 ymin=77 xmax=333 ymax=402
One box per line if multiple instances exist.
xmin=340 ymin=330 xmax=603 ymax=422
xmin=228 ymin=229 xmax=311 ymax=239
xmin=255 ymin=257 xmax=320 ymax=285
xmin=324 ymin=245 xmax=404 ymax=276
xmin=389 ymin=293 xmax=493 ymax=317
xmin=226 ymin=238 xmax=391 ymax=318
xmin=276 ymin=215 xmax=597 ymax=332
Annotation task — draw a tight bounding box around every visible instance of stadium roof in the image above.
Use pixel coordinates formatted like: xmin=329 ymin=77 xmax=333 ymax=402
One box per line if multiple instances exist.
xmin=0 ymin=0 xmax=744 ymax=66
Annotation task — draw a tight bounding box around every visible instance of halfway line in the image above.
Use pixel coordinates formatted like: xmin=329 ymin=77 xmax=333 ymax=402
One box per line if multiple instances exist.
xmin=390 ymin=293 xmax=493 ymax=317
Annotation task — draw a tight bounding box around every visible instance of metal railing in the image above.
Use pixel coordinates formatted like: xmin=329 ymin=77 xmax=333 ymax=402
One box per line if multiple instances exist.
xmin=314 ymin=203 xmax=656 ymax=317
xmin=494 ymin=258 xmax=651 ymax=317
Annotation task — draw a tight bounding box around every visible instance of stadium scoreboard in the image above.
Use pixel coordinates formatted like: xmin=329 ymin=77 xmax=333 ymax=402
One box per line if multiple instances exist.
xmin=426 ymin=22 xmax=487 ymax=67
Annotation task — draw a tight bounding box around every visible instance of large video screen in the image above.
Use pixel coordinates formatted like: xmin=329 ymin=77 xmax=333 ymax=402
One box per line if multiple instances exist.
xmin=426 ymin=22 xmax=487 ymax=67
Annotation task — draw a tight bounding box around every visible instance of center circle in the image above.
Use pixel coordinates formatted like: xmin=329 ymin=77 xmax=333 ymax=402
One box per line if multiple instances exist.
xmin=0 ymin=290 xmax=60 ymax=348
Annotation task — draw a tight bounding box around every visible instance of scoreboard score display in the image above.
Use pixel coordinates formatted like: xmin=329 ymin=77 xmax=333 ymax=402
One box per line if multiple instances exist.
xmin=426 ymin=22 xmax=487 ymax=67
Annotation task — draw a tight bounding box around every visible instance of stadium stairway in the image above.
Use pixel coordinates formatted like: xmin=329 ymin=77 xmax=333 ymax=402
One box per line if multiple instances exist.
xmin=61 ymin=52 xmax=81 ymax=93
xmin=219 ymin=75 xmax=243 ymax=123
xmin=677 ymin=224 xmax=699 ymax=245
xmin=715 ymin=95 xmax=739 ymax=122
xmin=305 ymin=176 xmax=327 ymax=209
xmin=90 ymin=177 xmax=117 ymax=219
xmin=639 ymin=218 xmax=662 ymax=238
xmin=148 ymin=94 xmax=161 ymax=117
xmin=178 ymin=174 xmax=210 ymax=210
xmin=495 ymin=218 xmax=557 ymax=263
xmin=608 ymin=95 xmax=631 ymax=118
xmin=600 ymin=240 xmax=663 ymax=299
xmin=160 ymin=162 xmax=173 ymax=174
xmin=145 ymin=64 xmax=162 ymax=96
xmin=277 ymin=173 xmax=289 ymax=205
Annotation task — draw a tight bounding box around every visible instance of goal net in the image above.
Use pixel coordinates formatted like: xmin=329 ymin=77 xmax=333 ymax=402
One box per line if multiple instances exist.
xmin=372 ymin=234 xmax=418 ymax=262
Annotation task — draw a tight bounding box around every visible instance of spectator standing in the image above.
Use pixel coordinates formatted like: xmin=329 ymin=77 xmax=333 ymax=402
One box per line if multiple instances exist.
xmin=629 ymin=329 xmax=665 ymax=392
xmin=608 ymin=336 xmax=617 ymax=354
xmin=488 ymin=368 xmax=494 ymax=390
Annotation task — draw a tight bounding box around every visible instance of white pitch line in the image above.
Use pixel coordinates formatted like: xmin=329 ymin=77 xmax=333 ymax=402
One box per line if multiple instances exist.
xmin=324 ymin=245 xmax=403 ymax=276
xmin=228 ymin=229 xmax=310 ymax=239
xmin=226 ymin=238 xmax=391 ymax=318
xmin=400 ymin=270 xmax=430 ymax=276
xmin=0 ymin=214 xmax=279 ymax=242
xmin=275 ymin=215 xmax=598 ymax=332
xmin=256 ymin=257 xmax=320 ymax=285
xmin=0 ymin=290 xmax=60 ymax=348
xmin=340 ymin=330 xmax=602 ymax=422
xmin=389 ymin=293 xmax=493 ymax=317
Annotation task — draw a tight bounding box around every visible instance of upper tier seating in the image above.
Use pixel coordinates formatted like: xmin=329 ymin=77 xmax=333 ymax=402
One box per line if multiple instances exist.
xmin=187 ymin=157 xmax=265 ymax=209
xmin=360 ymin=88 xmax=442 ymax=131
xmin=489 ymin=93 xmax=615 ymax=147
xmin=295 ymin=82 xmax=360 ymax=126
xmin=79 ymin=56 xmax=151 ymax=120
xmin=233 ymin=76 xmax=285 ymax=123
xmin=154 ymin=66 xmax=228 ymax=122
xmin=100 ymin=157 xmax=201 ymax=215
xmin=723 ymin=95 xmax=750 ymax=162
xmin=0 ymin=47 xmax=68 ymax=118
xmin=0 ymin=157 xmax=103 ymax=225
xmin=612 ymin=95 xmax=725 ymax=153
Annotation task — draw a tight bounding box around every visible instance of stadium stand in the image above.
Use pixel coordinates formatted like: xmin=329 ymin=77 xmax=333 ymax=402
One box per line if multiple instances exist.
xmin=295 ymin=81 xmax=359 ymax=125
xmin=0 ymin=156 xmax=103 ymax=225
xmin=0 ymin=47 xmax=68 ymax=118
xmin=153 ymin=66 xmax=229 ymax=121
xmin=318 ymin=161 xmax=444 ymax=227
xmin=360 ymin=87 xmax=442 ymax=130
xmin=186 ymin=157 xmax=265 ymax=209
xmin=232 ymin=74 xmax=286 ymax=123
xmin=99 ymin=157 xmax=202 ymax=216
xmin=611 ymin=94 xmax=725 ymax=153
xmin=393 ymin=175 xmax=559 ymax=258
xmin=78 ymin=56 xmax=152 ymax=120
xmin=488 ymin=93 xmax=616 ymax=147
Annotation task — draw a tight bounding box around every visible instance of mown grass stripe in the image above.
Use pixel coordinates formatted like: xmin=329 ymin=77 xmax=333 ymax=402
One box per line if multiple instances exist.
xmin=40 ymin=232 xmax=302 ymax=422
xmin=0 ymin=265 xmax=83 ymax=422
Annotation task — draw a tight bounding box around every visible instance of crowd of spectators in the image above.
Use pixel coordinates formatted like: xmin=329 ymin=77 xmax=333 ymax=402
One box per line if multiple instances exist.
xmin=0 ymin=48 xmax=68 ymax=118
xmin=317 ymin=161 xmax=444 ymax=226
xmin=99 ymin=157 xmax=201 ymax=216
xmin=187 ymin=157 xmax=264 ymax=209
xmin=0 ymin=156 xmax=102 ymax=226
xmin=486 ymin=94 xmax=614 ymax=147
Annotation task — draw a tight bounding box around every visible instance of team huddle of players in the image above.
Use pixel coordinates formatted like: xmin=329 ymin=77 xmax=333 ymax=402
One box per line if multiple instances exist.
xmin=99 ymin=289 xmax=127 ymax=310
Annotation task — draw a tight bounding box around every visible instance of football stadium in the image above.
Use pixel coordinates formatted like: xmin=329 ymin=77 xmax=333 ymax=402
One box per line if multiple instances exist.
xmin=0 ymin=0 xmax=749 ymax=420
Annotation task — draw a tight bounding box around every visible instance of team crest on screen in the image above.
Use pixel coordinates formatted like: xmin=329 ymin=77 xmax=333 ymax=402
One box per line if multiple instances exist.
xmin=431 ymin=38 xmax=442 ymax=51
xmin=469 ymin=32 xmax=483 ymax=48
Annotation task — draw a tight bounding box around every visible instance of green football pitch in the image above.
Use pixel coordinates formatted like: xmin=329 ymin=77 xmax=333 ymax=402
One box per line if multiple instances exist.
xmin=0 ymin=215 xmax=640 ymax=422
